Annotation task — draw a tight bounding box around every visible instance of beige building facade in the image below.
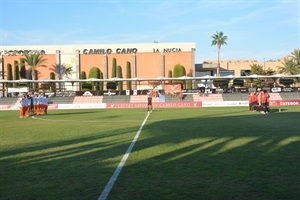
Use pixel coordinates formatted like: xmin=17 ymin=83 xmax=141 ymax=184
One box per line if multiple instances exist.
xmin=201 ymin=58 xmax=285 ymax=77
xmin=0 ymin=42 xmax=196 ymax=95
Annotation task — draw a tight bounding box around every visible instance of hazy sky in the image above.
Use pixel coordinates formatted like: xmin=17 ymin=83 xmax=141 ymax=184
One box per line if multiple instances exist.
xmin=0 ymin=0 xmax=299 ymax=63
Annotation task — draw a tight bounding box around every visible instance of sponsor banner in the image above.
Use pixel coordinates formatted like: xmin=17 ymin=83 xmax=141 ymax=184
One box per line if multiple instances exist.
xmin=55 ymin=91 xmax=76 ymax=97
xmin=182 ymin=89 xmax=199 ymax=94
xmin=1 ymin=100 xmax=300 ymax=110
xmin=269 ymin=87 xmax=300 ymax=93
xmin=0 ymin=105 xmax=19 ymax=110
xmin=48 ymin=104 xmax=58 ymax=109
xmin=107 ymin=102 xmax=202 ymax=109
xmin=164 ymin=84 xmax=182 ymax=95
xmin=0 ymin=104 xmax=59 ymax=111
xmin=0 ymin=105 xmax=12 ymax=110
xmin=58 ymin=103 xmax=106 ymax=109
xmin=271 ymin=87 xmax=282 ymax=93
xmin=10 ymin=105 xmax=19 ymax=110
xmin=7 ymin=87 xmax=29 ymax=93
xmin=281 ymin=87 xmax=293 ymax=92
xmin=237 ymin=88 xmax=249 ymax=93
xmin=153 ymin=102 xmax=202 ymax=108
xmin=202 ymin=101 xmax=249 ymax=107
xmin=269 ymin=100 xmax=300 ymax=106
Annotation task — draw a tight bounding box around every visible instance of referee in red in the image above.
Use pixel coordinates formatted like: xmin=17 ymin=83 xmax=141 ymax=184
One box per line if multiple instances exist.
xmin=147 ymin=95 xmax=153 ymax=113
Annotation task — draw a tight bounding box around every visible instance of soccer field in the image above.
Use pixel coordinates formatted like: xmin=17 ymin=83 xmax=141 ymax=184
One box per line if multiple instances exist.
xmin=1 ymin=106 xmax=300 ymax=200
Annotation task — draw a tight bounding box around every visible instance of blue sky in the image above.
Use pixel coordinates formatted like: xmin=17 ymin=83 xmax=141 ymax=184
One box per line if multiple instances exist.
xmin=0 ymin=0 xmax=299 ymax=63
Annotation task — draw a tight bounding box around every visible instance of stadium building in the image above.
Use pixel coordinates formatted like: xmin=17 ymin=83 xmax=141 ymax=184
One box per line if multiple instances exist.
xmin=0 ymin=42 xmax=292 ymax=97
xmin=0 ymin=42 xmax=196 ymax=93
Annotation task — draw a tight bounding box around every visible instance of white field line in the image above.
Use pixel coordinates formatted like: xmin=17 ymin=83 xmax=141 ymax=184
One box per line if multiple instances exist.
xmin=31 ymin=116 xmax=151 ymax=123
xmin=98 ymin=110 xmax=152 ymax=200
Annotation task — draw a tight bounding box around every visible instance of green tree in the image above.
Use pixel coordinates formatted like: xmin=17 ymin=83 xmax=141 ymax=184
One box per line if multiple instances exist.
xmin=173 ymin=64 xmax=186 ymax=88
xmin=22 ymin=53 xmax=47 ymax=90
xmin=107 ymin=58 xmax=118 ymax=90
xmin=50 ymin=72 xmax=56 ymax=79
xmin=81 ymin=71 xmax=87 ymax=79
xmin=290 ymin=48 xmax=300 ymax=67
xmin=22 ymin=53 xmax=47 ymax=80
xmin=173 ymin=64 xmax=186 ymax=78
xmin=99 ymin=71 xmax=104 ymax=91
xmin=50 ymin=72 xmax=56 ymax=91
xmin=19 ymin=58 xmax=26 ymax=79
xmin=33 ymin=70 xmax=39 ymax=89
xmin=249 ymin=63 xmax=264 ymax=75
xmin=168 ymin=70 xmax=172 ymax=84
xmin=278 ymin=58 xmax=299 ymax=75
xmin=7 ymin=63 xmax=13 ymax=87
xmin=13 ymin=60 xmax=19 ymax=87
xmin=112 ymin=58 xmax=117 ymax=78
xmin=264 ymin=67 xmax=276 ymax=75
xmin=211 ymin=31 xmax=228 ymax=76
xmin=88 ymin=67 xmax=100 ymax=90
xmin=126 ymin=61 xmax=131 ymax=90
xmin=186 ymin=69 xmax=193 ymax=89
xmin=247 ymin=64 xmax=266 ymax=87
xmin=80 ymin=71 xmax=89 ymax=91
xmin=117 ymin=65 xmax=123 ymax=91
xmin=88 ymin=67 xmax=100 ymax=78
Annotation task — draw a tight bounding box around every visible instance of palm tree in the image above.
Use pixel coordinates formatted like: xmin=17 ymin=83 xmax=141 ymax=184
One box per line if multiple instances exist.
xmin=22 ymin=53 xmax=47 ymax=89
xmin=290 ymin=48 xmax=300 ymax=67
xmin=278 ymin=57 xmax=299 ymax=75
xmin=23 ymin=53 xmax=47 ymax=80
xmin=211 ymin=31 xmax=228 ymax=76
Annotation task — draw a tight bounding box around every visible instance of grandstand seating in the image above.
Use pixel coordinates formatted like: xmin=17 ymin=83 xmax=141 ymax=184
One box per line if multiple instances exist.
xmin=279 ymin=92 xmax=300 ymax=100
xmin=0 ymin=97 xmax=18 ymax=105
xmin=164 ymin=94 xmax=182 ymax=102
xmin=73 ymin=96 xmax=103 ymax=104
xmin=130 ymin=95 xmax=160 ymax=103
xmin=182 ymin=94 xmax=194 ymax=101
xmin=102 ymin=95 xmax=131 ymax=103
xmin=1 ymin=92 xmax=300 ymax=106
xmin=48 ymin=96 xmax=75 ymax=104
xmin=269 ymin=93 xmax=282 ymax=100
xmin=193 ymin=94 xmax=223 ymax=102
xmin=222 ymin=93 xmax=248 ymax=101
xmin=129 ymin=95 xmax=147 ymax=103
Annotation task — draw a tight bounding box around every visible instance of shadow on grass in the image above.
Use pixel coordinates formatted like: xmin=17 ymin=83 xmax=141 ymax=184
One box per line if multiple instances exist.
xmin=110 ymin=111 xmax=300 ymax=200
xmin=0 ymin=123 xmax=138 ymax=200
xmin=1 ymin=109 xmax=299 ymax=200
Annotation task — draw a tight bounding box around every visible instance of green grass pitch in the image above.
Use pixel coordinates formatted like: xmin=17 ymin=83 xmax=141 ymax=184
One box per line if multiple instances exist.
xmin=1 ymin=106 xmax=300 ymax=200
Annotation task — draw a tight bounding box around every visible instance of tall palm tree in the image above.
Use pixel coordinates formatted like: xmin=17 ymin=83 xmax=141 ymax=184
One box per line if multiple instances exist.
xmin=23 ymin=53 xmax=47 ymax=79
xmin=22 ymin=53 xmax=47 ymax=89
xmin=211 ymin=31 xmax=228 ymax=76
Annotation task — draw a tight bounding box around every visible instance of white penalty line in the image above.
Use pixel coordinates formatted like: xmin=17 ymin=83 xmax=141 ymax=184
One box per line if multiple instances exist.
xmin=98 ymin=110 xmax=152 ymax=200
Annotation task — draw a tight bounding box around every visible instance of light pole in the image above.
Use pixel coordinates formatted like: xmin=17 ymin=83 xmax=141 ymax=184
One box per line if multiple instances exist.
xmin=263 ymin=58 xmax=265 ymax=71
